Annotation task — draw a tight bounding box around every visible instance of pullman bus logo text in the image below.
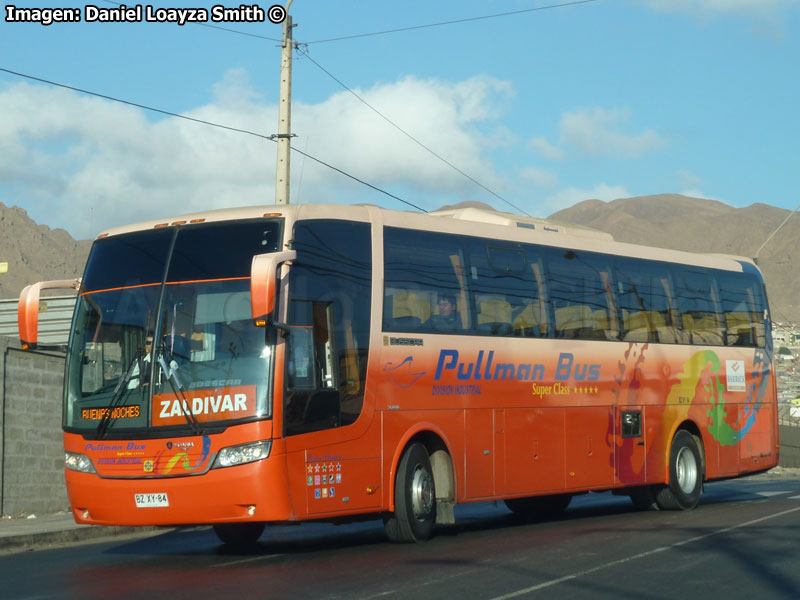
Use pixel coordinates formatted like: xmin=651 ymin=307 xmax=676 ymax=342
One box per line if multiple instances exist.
xmin=434 ymin=349 xmax=600 ymax=383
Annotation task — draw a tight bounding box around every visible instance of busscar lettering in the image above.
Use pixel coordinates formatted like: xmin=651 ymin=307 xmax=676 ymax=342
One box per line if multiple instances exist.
xmin=4 ymin=6 xmax=81 ymax=26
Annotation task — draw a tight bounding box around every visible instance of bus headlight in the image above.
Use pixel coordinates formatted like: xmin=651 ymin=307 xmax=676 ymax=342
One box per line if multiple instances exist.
xmin=65 ymin=451 xmax=97 ymax=474
xmin=213 ymin=440 xmax=272 ymax=469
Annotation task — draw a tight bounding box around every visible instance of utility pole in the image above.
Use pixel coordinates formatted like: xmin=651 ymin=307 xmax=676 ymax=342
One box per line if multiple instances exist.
xmin=274 ymin=0 xmax=294 ymax=205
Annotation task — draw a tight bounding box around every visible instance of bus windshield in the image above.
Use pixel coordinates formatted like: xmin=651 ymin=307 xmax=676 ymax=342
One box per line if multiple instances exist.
xmin=64 ymin=219 xmax=282 ymax=437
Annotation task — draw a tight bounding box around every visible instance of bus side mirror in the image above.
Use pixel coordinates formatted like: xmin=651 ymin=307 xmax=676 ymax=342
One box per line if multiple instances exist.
xmin=18 ymin=278 xmax=82 ymax=350
xmin=251 ymin=251 xmax=296 ymax=323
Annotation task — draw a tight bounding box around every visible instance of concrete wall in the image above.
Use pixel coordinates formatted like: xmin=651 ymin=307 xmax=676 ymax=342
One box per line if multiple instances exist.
xmin=1 ymin=337 xmax=68 ymax=516
xmin=779 ymin=425 xmax=800 ymax=468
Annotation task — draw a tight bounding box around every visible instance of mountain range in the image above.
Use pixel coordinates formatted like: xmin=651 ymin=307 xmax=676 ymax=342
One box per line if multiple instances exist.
xmin=1 ymin=194 xmax=798 ymax=323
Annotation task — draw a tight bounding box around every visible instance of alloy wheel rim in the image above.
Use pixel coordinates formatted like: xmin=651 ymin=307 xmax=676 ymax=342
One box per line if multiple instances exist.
xmin=411 ymin=464 xmax=434 ymax=520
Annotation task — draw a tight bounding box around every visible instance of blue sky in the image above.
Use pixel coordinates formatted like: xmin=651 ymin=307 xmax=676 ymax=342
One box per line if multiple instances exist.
xmin=1 ymin=0 xmax=798 ymax=239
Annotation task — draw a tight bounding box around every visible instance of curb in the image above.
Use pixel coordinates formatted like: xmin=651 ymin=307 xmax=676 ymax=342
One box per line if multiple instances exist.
xmin=0 ymin=523 xmax=171 ymax=554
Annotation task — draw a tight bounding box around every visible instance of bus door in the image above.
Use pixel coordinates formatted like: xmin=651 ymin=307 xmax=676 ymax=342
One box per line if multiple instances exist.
xmin=279 ymin=219 xmax=380 ymax=518
xmin=565 ymin=407 xmax=615 ymax=489
xmin=615 ymin=406 xmax=646 ymax=484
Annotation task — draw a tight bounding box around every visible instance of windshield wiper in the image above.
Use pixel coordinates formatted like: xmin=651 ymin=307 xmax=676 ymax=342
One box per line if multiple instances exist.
xmin=156 ymin=347 xmax=204 ymax=436
xmin=96 ymin=351 xmax=142 ymax=439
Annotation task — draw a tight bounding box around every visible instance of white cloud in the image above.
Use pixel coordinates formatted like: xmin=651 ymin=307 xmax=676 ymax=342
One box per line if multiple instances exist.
xmin=640 ymin=0 xmax=797 ymax=34
xmin=680 ymin=189 xmax=715 ymax=200
xmin=675 ymin=170 xmax=717 ymax=200
xmin=0 ymin=73 xmax=514 ymax=238
xmin=559 ymin=107 xmax=665 ymax=159
xmin=542 ymin=183 xmax=630 ymax=214
xmin=677 ymin=169 xmax=704 ymax=189
xmin=643 ymin=0 xmax=795 ymax=17
xmin=528 ymin=136 xmax=565 ymax=160
xmin=520 ymin=166 xmax=557 ymax=188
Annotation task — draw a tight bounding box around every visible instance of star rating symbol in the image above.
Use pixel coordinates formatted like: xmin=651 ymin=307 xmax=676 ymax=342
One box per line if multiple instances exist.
xmin=573 ymin=385 xmax=600 ymax=394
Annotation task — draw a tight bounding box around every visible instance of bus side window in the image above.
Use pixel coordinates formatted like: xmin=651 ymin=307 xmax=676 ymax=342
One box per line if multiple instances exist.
xmin=615 ymin=258 xmax=676 ymax=344
xmin=384 ymin=288 xmax=431 ymax=332
xmin=469 ymin=243 xmax=541 ymax=338
xmin=675 ymin=269 xmax=724 ymax=346
xmin=547 ymin=248 xmax=616 ymax=341
xmin=475 ymin=294 xmax=513 ymax=336
xmin=718 ymin=272 xmax=766 ymax=348
xmin=383 ymin=227 xmax=469 ymax=335
xmin=285 ymin=220 xmax=372 ymax=436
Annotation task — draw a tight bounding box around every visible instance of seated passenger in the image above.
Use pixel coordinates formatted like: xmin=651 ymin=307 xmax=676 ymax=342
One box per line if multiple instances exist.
xmin=430 ymin=294 xmax=462 ymax=332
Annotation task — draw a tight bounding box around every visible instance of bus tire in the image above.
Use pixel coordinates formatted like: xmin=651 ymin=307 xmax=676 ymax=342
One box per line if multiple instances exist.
xmin=628 ymin=486 xmax=659 ymax=511
xmin=655 ymin=430 xmax=703 ymax=511
xmin=213 ymin=522 xmax=266 ymax=546
xmin=504 ymin=494 xmax=572 ymax=520
xmin=384 ymin=443 xmax=436 ymax=543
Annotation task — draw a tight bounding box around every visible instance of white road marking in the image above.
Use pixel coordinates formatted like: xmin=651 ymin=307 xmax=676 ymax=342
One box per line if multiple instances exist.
xmin=212 ymin=553 xmax=282 ymax=567
xmin=488 ymin=506 xmax=800 ymax=600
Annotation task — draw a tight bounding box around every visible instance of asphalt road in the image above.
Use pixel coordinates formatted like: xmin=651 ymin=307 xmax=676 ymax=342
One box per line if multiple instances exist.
xmin=2 ymin=475 xmax=799 ymax=599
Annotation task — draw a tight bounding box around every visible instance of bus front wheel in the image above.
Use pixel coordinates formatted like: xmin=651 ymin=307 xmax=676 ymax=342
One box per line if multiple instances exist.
xmin=213 ymin=522 xmax=266 ymax=546
xmin=384 ymin=443 xmax=436 ymax=543
xmin=655 ymin=430 xmax=703 ymax=510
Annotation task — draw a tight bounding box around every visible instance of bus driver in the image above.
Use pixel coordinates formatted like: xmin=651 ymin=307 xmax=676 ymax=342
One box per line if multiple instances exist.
xmin=430 ymin=293 xmax=461 ymax=331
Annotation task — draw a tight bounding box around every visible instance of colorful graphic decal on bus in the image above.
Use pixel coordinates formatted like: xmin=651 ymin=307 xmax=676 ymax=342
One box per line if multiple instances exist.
xmin=663 ymin=349 xmax=769 ymax=446
xmin=306 ymin=454 xmax=343 ymax=501
xmin=84 ymin=441 xmax=149 ymax=470
xmin=152 ymin=385 xmax=257 ymax=426
xmin=82 ymin=437 xmax=210 ymax=476
xmin=148 ymin=436 xmax=212 ymax=475
xmin=382 ymin=343 xmax=770 ymax=449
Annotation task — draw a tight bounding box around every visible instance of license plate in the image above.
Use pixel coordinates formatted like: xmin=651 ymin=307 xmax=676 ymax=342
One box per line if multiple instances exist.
xmin=134 ymin=492 xmax=169 ymax=508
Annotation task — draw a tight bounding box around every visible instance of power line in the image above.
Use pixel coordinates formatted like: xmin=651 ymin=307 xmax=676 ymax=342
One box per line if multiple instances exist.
xmin=99 ymin=0 xmax=282 ymax=41
xmin=0 ymin=67 xmax=268 ymax=139
xmin=0 ymin=67 xmax=428 ymax=213
xmin=97 ymin=0 xmax=601 ymax=46
xmin=305 ymin=0 xmax=600 ymax=44
xmin=298 ymin=47 xmax=532 ymax=217
xmin=93 ymin=0 xmax=600 ymax=216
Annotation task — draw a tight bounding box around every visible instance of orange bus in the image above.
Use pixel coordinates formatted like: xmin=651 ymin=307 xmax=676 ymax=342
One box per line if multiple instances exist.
xmin=18 ymin=203 xmax=778 ymax=544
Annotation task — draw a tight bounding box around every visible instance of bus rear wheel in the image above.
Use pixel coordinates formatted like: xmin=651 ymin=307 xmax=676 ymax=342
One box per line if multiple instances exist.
xmin=384 ymin=443 xmax=436 ymax=543
xmin=213 ymin=522 xmax=266 ymax=546
xmin=655 ymin=430 xmax=703 ymax=510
